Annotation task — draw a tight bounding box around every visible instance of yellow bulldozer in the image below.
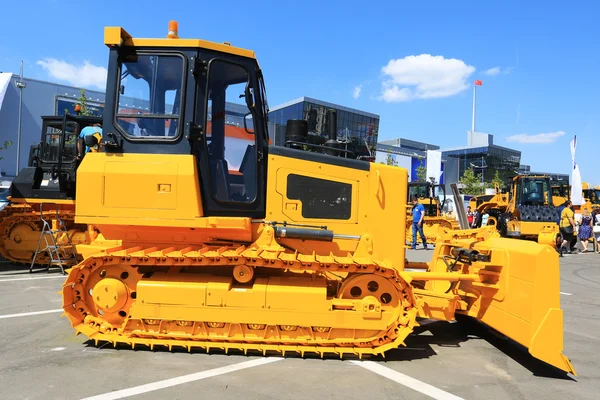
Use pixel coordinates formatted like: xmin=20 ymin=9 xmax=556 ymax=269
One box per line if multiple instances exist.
xmin=3 ymin=21 xmax=575 ymax=376
xmin=475 ymin=174 xmax=562 ymax=249
xmin=0 ymin=115 xmax=118 ymax=267
xmin=405 ymin=180 xmax=459 ymax=245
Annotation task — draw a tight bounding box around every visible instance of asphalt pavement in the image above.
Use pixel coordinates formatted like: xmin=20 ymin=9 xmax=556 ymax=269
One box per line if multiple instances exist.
xmin=0 ymin=248 xmax=598 ymax=400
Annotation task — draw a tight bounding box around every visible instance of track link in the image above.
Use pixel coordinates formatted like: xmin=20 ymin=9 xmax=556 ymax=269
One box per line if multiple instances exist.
xmin=62 ymin=240 xmax=418 ymax=358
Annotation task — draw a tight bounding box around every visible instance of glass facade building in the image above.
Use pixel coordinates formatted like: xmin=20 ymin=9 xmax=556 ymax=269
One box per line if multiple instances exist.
xmin=268 ymin=97 xmax=379 ymax=158
xmin=442 ymin=144 xmax=521 ymax=183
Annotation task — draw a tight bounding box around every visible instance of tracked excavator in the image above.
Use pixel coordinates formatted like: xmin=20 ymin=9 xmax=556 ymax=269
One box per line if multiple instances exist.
xmin=0 ymin=114 xmax=112 ymax=265
xmin=59 ymin=21 xmax=575 ymax=376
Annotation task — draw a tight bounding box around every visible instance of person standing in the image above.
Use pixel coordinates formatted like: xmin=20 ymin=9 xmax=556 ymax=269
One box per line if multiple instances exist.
xmin=411 ymin=195 xmax=427 ymax=250
xmin=559 ymin=200 xmax=576 ymax=256
xmin=578 ymin=209 xmax=594 ymax=253
xmin=592 ymin=205 xmax=600 ymax=253
xmin=466 ymin=206 xmax=474 ymax=227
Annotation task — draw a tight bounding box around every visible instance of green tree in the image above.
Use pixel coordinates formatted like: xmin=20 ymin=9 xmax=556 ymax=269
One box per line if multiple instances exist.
xmin=490 ymin=170 xmax=503 ymax=190
xmin=0 ymin=141 xmax=12 ymax=161
xmin=459 ymin=167 xmax=484 ymax=195
xmin=75 ymin=89 xmax=95 ymax=116
xmin=416 ymin=159 xmax=427 ymax=182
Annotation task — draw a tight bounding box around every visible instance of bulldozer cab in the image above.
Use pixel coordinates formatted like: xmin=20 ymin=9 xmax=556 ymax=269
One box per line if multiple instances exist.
xmin=407 ymin=181 xmax=445 ymax=217
xmin=11 ymin=114 xmax=102 ymax=200
xmin=36 ymin=115 xmax=102 ymax=165
xmin=99 ymin=28 xmax=269 ymax=217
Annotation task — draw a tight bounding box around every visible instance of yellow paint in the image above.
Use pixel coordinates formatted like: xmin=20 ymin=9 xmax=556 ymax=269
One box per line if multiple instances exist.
xmin=265 ymin=153 xmax=406 ymax=268
xmin=104 ymin=26 xmax=256 ymax=59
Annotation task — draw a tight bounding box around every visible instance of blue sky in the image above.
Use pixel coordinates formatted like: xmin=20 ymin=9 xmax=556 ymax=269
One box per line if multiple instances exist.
xmin=1 ymin=0 xmax=599 ymax=184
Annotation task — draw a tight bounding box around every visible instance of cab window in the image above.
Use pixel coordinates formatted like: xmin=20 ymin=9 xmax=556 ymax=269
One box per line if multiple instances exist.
xmin=116 ymin=54 xmax=184 ymax=138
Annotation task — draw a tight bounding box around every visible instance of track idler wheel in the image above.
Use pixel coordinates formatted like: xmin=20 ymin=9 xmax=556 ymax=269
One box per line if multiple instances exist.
xmin=64 ymin=263 xmax=142 ymax=329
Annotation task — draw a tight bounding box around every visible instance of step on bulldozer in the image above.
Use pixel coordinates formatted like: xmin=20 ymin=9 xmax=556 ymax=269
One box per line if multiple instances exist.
xmin=0 ymin=115 xmax=118 ymax=266
xmin=59 ymin=21 xmax=575 ymax=376
xmin=405 ymin=180 xmax=459 ymax=245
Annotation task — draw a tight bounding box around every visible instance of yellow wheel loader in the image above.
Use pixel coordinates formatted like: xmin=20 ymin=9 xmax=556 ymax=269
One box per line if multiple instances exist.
xmin=475 ymin=175 xmax=562 ymax=250
xmin=60 ymin=21 xmax=575 ymax=376
xmin=405 ymin=180 xmax=459 ymax=245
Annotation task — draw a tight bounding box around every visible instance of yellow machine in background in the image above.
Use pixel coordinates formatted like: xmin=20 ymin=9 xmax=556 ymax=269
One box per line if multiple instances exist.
xmin=60 ymin=22 xmax=575 ymax=376
xmin=475 ymin=174 xmax=561 ymax=249
xmin=0 ymin=115 xmax=113 ymax=266
xmin=551 ymin=182 xmax=570 ymax=207
xmin=579 ymin=181 xmax=600 ymax=212
xmin=405 ymin=181 xmax=459 ymax=245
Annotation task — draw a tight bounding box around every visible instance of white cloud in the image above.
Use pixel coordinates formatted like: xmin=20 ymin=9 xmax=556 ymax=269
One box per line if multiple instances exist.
xmin=37 ymin=58 xmax=107 ymax=89
xmin=483 ymin=67 xmax=501 ymax=76
xmin=506 ymin=131 xmax=566 ymax=144
xmin=353 ymin=85 xmax=362 ymax=99
xmin=379 ymin=54 xmax=475 ymax=102
xmin=483 ymin=66 xmax=513 ymax=76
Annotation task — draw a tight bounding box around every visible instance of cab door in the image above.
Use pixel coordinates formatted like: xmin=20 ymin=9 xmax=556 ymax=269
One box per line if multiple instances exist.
xmin=191 ymin=51 xmax=267 ymax=218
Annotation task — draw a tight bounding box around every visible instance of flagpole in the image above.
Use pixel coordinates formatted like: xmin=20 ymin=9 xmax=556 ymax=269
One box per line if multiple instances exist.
xmin=471 ymin=84 xmax=476 ymax=133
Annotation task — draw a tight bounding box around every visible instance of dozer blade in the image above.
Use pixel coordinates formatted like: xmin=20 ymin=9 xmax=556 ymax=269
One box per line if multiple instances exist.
xmin=412 ymin=235 xmax=576 ymax=375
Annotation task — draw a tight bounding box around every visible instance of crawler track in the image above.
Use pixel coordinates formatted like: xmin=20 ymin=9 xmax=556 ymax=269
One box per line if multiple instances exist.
xmin=62 ymin=243 xmax=418 ymax=357
xmin=0 ymin=206 xmax=81 ymax=265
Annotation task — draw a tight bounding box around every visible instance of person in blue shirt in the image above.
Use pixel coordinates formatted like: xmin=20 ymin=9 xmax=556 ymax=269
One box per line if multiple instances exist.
xmin=77 ymin=124 xmax=102 ymax=159
xmin=411 ymin=195 xmax=428 ymax=250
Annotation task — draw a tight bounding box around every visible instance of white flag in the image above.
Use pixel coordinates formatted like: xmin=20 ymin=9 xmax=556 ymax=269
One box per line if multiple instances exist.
xmin=426 ymin=150 xmax=442 ymax=183
xmin=0 ymin=73 xmax=12 ymax=112
xmin=570 ymin=135 xmax=577 ymax=169
xmin=571 ymin=163 xmax=583 ymax=206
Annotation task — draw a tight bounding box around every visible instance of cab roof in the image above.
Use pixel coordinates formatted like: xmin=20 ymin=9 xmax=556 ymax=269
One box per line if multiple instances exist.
xmin=104 ymin=25 xmax=256 ymax=59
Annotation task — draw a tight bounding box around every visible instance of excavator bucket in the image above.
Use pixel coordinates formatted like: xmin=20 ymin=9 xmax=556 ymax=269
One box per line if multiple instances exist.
xmin=412 ymin=234 xmax=576 ymax=375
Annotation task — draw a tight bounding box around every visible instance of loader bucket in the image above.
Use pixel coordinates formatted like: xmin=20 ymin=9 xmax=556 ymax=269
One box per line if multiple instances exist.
xmin=456 ymin=237 xmax=576 ymax=375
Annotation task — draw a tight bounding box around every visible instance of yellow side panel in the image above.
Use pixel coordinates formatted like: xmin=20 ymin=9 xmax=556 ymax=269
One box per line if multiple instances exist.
xmin=104 ymin=161 xmax=178 ymax=210
xmin=76 ymin=153 xmax=203 ymax=226
xmin=265 ymin=154 xmax=407 ymax=269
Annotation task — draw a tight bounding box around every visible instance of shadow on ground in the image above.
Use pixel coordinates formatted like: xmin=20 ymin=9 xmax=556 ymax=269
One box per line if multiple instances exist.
xmin=78 ymin=317 xmax=574 ymax=381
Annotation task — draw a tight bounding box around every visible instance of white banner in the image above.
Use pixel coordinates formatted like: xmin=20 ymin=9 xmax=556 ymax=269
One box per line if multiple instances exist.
xmin=0 ymin=73 xmax=12 ymax=113
xmin=426 ymin=150 xmax=442 ymax=183
xmin=571 ymin=163 xmax=584 ymax=205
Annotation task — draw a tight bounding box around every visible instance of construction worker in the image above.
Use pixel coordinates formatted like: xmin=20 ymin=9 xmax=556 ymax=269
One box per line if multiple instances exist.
xmin=411 ymin=195 xmax=428 ymax=250
xmin=76 ymin=124 xmax=102 ymax=160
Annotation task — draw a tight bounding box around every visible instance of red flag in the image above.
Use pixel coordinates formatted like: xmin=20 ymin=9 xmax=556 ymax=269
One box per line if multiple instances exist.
xmin=474 ymin=80 xmax=483 ymax=86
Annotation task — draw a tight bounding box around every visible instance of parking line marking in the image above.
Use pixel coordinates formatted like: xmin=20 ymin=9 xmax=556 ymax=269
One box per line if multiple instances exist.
xmin=80 ymin=357 xmax=283 ymax=400
xmin=0 ymin=275 xmax=65 ymax=283
xmin=560 ymin=292 xmax=573 ymax=296
xmin=351 ymin=360 xmax=464 ymax=400
xmin=0 ymin=309 xmax=63 ymax=319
